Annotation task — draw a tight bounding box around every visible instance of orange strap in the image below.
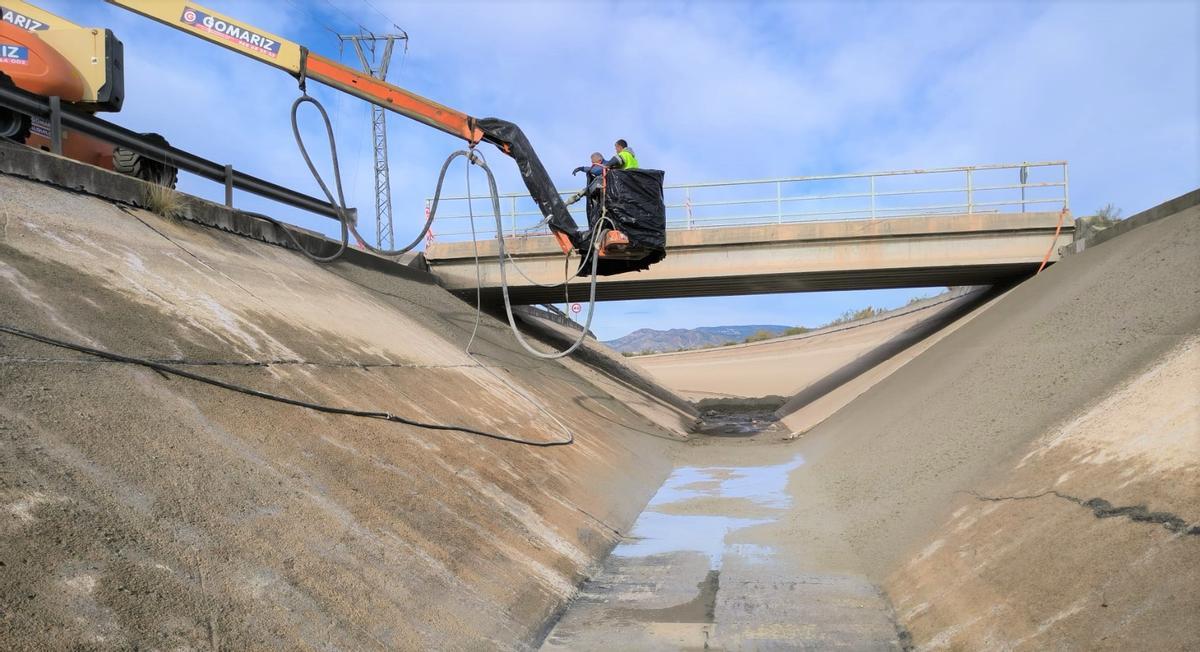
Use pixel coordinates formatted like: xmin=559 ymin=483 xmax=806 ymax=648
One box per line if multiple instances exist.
xmin=1036 ymin=207 xmax=1069 ymax=274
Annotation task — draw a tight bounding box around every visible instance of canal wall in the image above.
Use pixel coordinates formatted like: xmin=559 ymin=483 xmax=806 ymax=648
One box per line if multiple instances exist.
xmin=787 ymin=192 xmax=1199 ymax=648
xmin=0 ymin=166 xmax=689 ymax=651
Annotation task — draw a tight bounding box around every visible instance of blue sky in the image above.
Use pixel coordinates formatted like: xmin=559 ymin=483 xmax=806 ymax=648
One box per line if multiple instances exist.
xmin=39 ymin=0 xmax=1200 ymax=340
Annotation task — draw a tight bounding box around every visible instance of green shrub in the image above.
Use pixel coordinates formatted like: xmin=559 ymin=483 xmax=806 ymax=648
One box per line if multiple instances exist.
xmin=743 ymin=329 xmax=777 ymax=343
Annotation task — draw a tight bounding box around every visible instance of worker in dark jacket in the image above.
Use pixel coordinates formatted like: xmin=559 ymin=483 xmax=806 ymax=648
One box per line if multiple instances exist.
xmin=572 ymin=152 xmax=606 ymax=177
xmin=566 ymin=141 xmax=641 ymax=204
xmin=567 ymin=152 xmax=607 ymax=206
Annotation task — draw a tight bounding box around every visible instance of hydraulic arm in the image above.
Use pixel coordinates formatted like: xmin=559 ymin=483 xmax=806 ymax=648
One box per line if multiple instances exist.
xmin=104 ymin=0 xmax=582 ymax=251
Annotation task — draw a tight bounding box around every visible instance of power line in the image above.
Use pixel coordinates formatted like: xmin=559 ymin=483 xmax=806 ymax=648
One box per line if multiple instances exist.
xmin=318 ymin=0 xmax=371 ymax=34
xmin=359 ymin=0 xmax=404 ymax=31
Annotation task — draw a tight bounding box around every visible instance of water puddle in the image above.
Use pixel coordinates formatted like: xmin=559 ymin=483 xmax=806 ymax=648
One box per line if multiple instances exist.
xmin=613 ymin=455 xmax=804 ymax=568
xmin=543 ymin=453 xmax=903 ymax=650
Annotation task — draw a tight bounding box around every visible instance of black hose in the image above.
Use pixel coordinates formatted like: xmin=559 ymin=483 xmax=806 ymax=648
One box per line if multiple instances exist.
xmin=0 ymin=324 xmax=571 ymax=447
xmin=463 ymin=151 xmax=602 ymax=360
xmin=247 ymin=94 xmax=455 ymax=262
xmin=279 ymin=90 xmax=604 ymax=360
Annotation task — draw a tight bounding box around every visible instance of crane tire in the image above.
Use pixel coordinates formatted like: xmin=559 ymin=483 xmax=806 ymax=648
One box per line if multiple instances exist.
xmin=113 ymin=132 xmax=178 ymax=188
xmin=0 ymin=72 xmax=32 ymax=142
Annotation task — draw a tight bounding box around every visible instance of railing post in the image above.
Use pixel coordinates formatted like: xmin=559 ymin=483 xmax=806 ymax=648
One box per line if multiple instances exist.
xmin=870 ymin=176 xmax=876 ymax=219
xmin=966 ymin=168 xmax=974 ymax=215
xmin=685 ymin=187 xmax=693 ymax=229
xmin=510 ymin=195 xmax=517 ymax=236
xmin=1062 ymin=162 xmax=1070 ymax=213
xmin=423 ymin=199 xmax=434 ymax=244
xmin=776 ymin=181 xmax=782 ymax=223
xmin=223 ymin=164 xmax=234 ymax=207
xmin=48 ymin=96 xmax=62 ymax=156
xmin=1019 ymin=164 xmax=1028 ymax=213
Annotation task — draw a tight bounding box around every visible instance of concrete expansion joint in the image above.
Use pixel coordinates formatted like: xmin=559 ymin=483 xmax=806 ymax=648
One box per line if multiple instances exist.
xmin=961 ymin=489 xmax=1200 ymax=537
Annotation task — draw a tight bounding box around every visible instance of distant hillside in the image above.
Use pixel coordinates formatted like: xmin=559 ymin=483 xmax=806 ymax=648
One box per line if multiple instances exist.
xmin=604 ymin=325 xmax=790 ymax=354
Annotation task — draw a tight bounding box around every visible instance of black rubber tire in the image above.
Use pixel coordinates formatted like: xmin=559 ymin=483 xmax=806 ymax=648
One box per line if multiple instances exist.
xmin=0 ymin=108 xmax=30 ymax=142
xmin=112 ymin=132 xmax=178 ymax=188
xmin=0 ymin=72 xmax=31 ymax=142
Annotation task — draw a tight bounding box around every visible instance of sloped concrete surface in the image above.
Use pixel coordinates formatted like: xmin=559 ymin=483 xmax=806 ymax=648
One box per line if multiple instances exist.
xmin=634 ymin=288 xmax=985 ymax=401
xmin=890 ymin=334 xmax=1199 ymax=648
xmin=786 ymin=199 xmax=1200 ymax=648
xmin=0 ymin=172 xmax=687 ymax=650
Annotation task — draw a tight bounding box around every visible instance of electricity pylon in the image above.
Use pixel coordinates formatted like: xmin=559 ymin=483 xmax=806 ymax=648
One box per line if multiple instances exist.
xmin=338 ymin=32 xmax=407 ymax=249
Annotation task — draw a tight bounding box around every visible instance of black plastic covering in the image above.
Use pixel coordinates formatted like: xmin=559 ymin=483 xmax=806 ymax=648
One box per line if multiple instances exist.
xmin=583 ymin=168 xmax=668 ymax=276
xmin=475 ymin=117 xmax=666 ymax=275
xmin=475 ymin=117 xmax=582 ymax=247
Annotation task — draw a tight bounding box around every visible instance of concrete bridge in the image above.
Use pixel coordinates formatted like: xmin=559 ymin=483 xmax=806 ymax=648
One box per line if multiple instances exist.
xmin=424 ymin=211 xmax=1073 ymax=303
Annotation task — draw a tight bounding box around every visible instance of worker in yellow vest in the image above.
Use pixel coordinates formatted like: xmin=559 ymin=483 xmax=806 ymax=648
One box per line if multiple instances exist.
xmin=608 ymin=139 xmax=639 ymax=170
xmin=565 ymin=140 xmax=642 ymax=206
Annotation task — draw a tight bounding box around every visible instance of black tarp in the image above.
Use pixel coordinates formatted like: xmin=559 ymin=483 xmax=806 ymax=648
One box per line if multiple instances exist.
xmin=475 ymin=118 xmax=583 ymax=248
xmin=475 ymin=117 xmax=666 ymax=275
xmin=581 ymin=168 xmax=667 ymax=276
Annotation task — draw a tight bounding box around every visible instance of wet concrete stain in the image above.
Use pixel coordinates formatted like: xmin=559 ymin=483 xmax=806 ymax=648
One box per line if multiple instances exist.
xmin=615 ymin=570 xmax=720 ymax=624
xmin=541 ymin=449 xmax=903 ymax=650
xmin=968 ymin=490 xmax=1200 ymax=536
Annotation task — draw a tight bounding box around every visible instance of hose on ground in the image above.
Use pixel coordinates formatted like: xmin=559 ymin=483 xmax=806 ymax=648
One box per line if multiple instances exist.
xmin=0 ymin=324 xmax=571 ymax=447
xmin=0 ymin=93 xmax=596 ymax=446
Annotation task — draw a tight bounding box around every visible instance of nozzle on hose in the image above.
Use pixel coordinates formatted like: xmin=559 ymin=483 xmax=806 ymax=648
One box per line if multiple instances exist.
xmin=564 ymin=188 xmax=586 ymax=207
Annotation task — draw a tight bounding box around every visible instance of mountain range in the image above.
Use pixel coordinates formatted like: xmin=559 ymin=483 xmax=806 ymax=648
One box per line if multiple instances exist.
xmin=603 ymin=325 xmax=790 ymax=354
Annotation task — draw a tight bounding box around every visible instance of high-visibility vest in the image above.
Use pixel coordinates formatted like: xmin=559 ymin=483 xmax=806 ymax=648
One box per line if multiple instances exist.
xmin=618 ymin=149 xmax=639 ymax=169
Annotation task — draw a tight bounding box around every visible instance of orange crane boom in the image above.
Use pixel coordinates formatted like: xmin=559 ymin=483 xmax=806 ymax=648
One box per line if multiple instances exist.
xmin=105 ymin=0 xmax=581 ymax=251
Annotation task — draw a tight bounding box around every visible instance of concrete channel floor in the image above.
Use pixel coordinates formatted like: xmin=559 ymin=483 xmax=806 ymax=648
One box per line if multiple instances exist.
xmin=540 ymin=433 xmax=903 ymax=651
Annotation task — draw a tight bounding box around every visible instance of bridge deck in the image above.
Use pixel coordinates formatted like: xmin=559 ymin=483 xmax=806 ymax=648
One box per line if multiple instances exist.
xmin=425 ymin=212 xmax=1073 ymax=303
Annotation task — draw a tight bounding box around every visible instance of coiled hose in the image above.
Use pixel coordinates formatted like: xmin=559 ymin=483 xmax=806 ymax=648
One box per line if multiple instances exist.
xmin=274 ymin=92 xmax=603 ymax=360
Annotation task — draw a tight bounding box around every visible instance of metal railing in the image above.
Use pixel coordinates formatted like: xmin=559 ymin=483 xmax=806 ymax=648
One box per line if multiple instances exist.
xmin=426 ymin=161 xmax=1069 ymax=242
xmin=0 ymin=84 xmax=349 ymax=222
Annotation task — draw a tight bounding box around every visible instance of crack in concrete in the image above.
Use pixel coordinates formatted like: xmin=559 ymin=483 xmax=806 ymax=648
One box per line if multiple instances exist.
xmin=964 ymin=490 xmax=1200 ymax=536
xmin=119 ymin=205 xmax=267 ymax=305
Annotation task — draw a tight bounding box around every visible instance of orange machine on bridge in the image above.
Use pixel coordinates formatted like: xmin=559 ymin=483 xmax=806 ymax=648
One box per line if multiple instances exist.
xmin=0 ymin=1 xmax=175 ymax=184
xmin=1 ymin=0 xmax=666 ymax=273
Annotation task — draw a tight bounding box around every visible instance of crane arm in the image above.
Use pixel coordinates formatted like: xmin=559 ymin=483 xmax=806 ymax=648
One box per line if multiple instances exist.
xmin=104 ymin=0 xmax=582 ymax=249
xmin=104 ymin=0 xmax=482 ymax=143
xmin=2 ymin=0 xmax=82 ymax=31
